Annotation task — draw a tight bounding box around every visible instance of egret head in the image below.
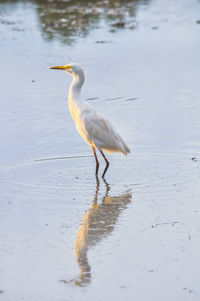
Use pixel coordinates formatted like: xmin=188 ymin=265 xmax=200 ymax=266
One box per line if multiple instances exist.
xmin=50 ymin=63 xmax=83 ymax=77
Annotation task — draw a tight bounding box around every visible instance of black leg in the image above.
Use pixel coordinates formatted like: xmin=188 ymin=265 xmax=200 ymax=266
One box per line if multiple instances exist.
xmin=100 ymin=150 xmax=109 ymax=178
xmin=91 ymin=146 xmax=99 ymax=176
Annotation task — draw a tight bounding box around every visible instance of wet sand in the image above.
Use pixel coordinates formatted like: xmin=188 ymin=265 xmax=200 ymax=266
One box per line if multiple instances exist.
xmin=0 ymin=0 xmax=200 ymax=300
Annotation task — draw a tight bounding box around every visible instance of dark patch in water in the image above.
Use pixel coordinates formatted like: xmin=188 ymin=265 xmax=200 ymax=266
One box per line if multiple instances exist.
xmin=106 ymin=96 xmax=124 ymax=101
xmin=191 ymin=157 xmax=198 ymax=162
xmin=87 ymin=97 xmax=99 ymax=100
xmin=125 ymin=97 xmax=139 ymax=101
xmin=25 ymin=0 xmax=150 ymax=43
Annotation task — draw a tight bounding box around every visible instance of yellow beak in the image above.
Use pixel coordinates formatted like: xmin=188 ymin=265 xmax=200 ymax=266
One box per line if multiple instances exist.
xmin=50 ymin=65 xmax=70 ymax=70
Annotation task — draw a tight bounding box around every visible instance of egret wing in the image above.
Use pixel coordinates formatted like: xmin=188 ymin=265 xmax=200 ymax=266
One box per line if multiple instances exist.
xmin=82 ymin=107 xmax=130 ymax=154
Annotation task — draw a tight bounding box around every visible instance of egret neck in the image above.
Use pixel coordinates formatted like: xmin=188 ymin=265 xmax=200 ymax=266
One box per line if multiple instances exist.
xmin=69 ymin=69 xmax=85 ymax=103
xmin=68 ymin=68 xmax=85 ymax=121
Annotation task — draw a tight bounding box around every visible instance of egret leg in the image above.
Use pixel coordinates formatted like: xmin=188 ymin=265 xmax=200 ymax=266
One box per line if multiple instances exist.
xmin=91 ymin=146 xmax=99 ymax=176
xmin=100 ymin=150 xmax=110 ymax=178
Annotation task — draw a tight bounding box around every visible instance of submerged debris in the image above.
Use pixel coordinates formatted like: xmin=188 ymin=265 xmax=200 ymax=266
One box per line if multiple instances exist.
xmin=151 ymin=221 xmax=178 ymax=228
xmin=111 ymin=21 xmax=125 ymax=28
xmin=95 ymin=40 xmax=111 ymax=44
xmin=111 ymin=20 xmax=137 ymax=30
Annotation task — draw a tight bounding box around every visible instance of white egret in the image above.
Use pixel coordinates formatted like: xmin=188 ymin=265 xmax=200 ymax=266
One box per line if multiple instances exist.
xmin=50 ymin=63 xmax=130 ymax=178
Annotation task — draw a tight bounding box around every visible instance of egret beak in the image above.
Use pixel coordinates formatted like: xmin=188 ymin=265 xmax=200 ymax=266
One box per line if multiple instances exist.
xmin=50 ymin=65 xmax=70 ymax=70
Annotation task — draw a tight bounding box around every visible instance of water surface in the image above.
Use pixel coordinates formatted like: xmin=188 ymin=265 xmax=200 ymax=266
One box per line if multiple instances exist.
xmin=0 ymin=0 xmax=200 ymax=300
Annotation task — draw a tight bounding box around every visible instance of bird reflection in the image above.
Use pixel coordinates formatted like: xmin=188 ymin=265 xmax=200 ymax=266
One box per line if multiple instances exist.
xmin=74 ymin=177 xmax=131 ymax=286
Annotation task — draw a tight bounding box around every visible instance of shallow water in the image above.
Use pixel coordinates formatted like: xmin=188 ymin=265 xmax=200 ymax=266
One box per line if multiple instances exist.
xmin=0 ymin=0 xmax=200 ymax=300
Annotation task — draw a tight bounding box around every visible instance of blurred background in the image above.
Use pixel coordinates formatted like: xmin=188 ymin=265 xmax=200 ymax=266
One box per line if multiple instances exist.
xmin=0 ymin=0 xmax=200 ymax=300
